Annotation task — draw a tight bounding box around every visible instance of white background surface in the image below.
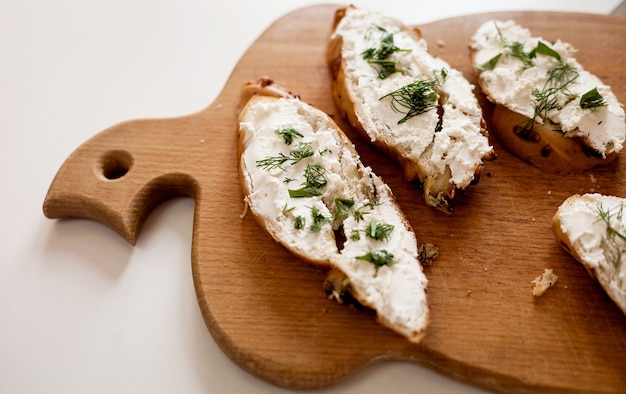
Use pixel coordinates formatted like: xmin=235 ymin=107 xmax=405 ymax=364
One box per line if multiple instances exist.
xmin=1 ymin=1 xmax=622 ymax=393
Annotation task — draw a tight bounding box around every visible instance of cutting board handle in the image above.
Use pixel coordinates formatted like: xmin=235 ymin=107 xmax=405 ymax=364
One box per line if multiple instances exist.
xmin=42 ymin=110 xmax=218 ymax=244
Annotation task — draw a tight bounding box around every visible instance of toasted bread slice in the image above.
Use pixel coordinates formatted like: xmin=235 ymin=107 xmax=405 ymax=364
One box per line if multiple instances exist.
xmin=328 ymin=6 xmax=495 ymax=213
xmin=553 ymin=193 xmax=626 ymax=315
xmin=237 ymin=79 xmax=429 ymax=342
xmin=471 ymin=20 xmax=625 ymax=175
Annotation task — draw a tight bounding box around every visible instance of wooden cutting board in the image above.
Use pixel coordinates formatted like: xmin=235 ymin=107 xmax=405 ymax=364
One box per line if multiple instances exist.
xmin=43 ymin=5 xmax=626 ymax=393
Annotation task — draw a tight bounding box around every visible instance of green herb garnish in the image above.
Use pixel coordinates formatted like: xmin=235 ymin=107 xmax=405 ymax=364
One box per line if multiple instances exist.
xmin=274 ymin=126 xmax=303 ymax=145
xmin=356 ymin=249 xmax=397 ymax=267
xmin=288 ymin=185 xmax=321 ymax=198
xmin=361 ymin=25 xmax=411 ymax=79
xmin=302 ymin=163 xmax=326 ymax=188
xmin=379 ymin=69 xmax=447 ymax=124
xmin=365 ymin=219 xmax=394 ymax=241
xmin=517 ymin=45 xmax=579 ymax=137
xmin=354 ymin=199 xmax=379 ymax=222
xmin=478 ymin=53 xmax=502 ymax=71
xmin=309 ymin=206 xmax=330 ymax=232
xmin=531 ymin=41 xmax=561 ymax=62
xmin=545 ymin=62 xmax=579 ymax=92
xmin=597 ymin=204 xmax=626 ymax=243
xmin=485 ymin=26 xmax=562 ymax=72
xmin=525 ymin=87 xmax=561 ymax=130
xmin=294 ymin=215 xmax=305 ymax=230
xmin=597 ymin=203 xmax=626 ymax=268
xmin=507 ymin=41 xmax=534 ymax=70
xmin=288 ymin=163 xmax=327 ymax=198
xmin=256 ymin=141 xmax=314 ymax=171
xmin=580 ymin=88 xmax=607 ymax=111
xmin=318 ymin=147 xmax=332 ymax=156
xmin=334 ymin=197 xmax=355 ymax=220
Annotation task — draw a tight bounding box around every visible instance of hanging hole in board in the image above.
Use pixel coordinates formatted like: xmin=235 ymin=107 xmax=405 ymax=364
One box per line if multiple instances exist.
xmin=97 ymin=150 xmax=134 ymax=180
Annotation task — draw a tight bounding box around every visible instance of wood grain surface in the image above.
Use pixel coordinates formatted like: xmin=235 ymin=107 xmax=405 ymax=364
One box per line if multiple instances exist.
xmin=43 ymin=5 xmax=626 ymax=393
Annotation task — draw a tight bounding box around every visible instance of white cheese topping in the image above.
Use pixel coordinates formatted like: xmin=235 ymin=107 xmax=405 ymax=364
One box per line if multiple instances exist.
xmin=555 ymin=194 xmax=626 ymax=314
xmin=472 ymin=20 xmax=626 ymax=156
xmin=332 ymin=7 xmax=492 ymax=189
xmin=239 ymin=96 xmax=429 ymax=339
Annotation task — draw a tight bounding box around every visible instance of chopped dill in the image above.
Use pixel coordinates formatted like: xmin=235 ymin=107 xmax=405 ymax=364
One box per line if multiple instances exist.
xmin=361 ymin=25 xmax=411 ymax=79
xmin=597 ymin=203 xmax=626 ymax=243
xmin=256 ymin=141 xmax=313 ymax=171
xmin=288 ymin=163 xmax=327 ymax=198
xmin=518 ymin=47 xmax=579 ymax=136
xmin=274 ymin=126 xmax=303 ymax=145
xmin=334 ymin=197 xmax=355 ymax=220
xmin=365 ymin=218 xmax=394 ymax=241
xmin=356 ymin=249 xmax=397 ymax=267
xmin=580 ymin=88 xmax=607 ymax=111
xmin=354 ymin=199 xmax=380 ymax=222
xmin=478 ymin=53 xmax=502 ymax=71
xmin=379 ymin=69 xmax=447 ymax=124
xmin=596 ymin=203 xmax=626 ymax=268
xmin=507 ymin=41 xmax=534 ymax=70
xmin=294 ymin=215 xmax=305 ymax=230
xmin=309 ymin=206 xmax=330 ymax=232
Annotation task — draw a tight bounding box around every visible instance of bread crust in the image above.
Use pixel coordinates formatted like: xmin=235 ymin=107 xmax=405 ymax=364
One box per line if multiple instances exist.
xmin=489 ymin=103 xmax=618 ymax=175
xmin=551 ymin=196 xmax=583 ymax=264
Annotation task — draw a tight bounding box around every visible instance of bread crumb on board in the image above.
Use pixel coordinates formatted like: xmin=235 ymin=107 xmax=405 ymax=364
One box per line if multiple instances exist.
xmin=531 ymin=268 xmax=558 ymax=296
xmin=418 ymin=243 xmax=439 ymax=266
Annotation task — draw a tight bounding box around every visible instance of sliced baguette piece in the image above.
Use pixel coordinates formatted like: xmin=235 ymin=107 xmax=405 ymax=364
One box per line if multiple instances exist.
xmin=328 ymin=6 xmax=495 ymax=213
xmin=471 ymin=20 xmax=626 ymax=175
xmin=238 ymin=78 xmax=429 ymax=342
xmin=553 ymin=193 xmax=626 ymax=315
